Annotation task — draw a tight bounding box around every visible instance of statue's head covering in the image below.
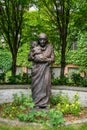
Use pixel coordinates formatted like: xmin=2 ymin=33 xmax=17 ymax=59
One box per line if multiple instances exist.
xmin=38 ymin=33 xmax=48 ymax=40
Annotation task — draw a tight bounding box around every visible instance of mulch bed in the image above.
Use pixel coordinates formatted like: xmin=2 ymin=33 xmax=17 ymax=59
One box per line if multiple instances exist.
xmin=64 ymin=107 xmax=87 ymax=122
xmin=0 ymin=103 xmax=87 ymax=124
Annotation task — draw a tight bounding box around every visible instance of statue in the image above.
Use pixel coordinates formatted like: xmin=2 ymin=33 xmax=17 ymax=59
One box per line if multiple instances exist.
xmin=28 ymin=33 xmax=55 ymax=109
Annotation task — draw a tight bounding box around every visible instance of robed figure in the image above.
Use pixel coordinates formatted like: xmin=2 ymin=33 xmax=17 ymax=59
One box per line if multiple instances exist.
xmin=28 ymin=33 xmax=55 ymax=109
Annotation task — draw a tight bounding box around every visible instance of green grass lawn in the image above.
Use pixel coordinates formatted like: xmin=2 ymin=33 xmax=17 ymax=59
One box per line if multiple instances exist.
xmin=0 ymin=123 xmax=87 ymax=130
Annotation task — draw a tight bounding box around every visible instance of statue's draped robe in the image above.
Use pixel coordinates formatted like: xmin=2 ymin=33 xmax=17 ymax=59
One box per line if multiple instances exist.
xmin=28 ymin=44 xmax=54 ymax=108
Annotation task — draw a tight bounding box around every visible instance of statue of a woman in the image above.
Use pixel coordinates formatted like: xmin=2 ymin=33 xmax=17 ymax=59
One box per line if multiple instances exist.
xmin=28 ymin=33 xmax=55 ymax=109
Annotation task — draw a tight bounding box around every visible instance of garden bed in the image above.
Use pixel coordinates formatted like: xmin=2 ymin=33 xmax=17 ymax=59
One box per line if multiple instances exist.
xmin=64 ymin=107 xmax=87 ymax=122
xmin=0 ymin=103 xmax=87 ymax=126
xmin=0 ymin=91 xmax=87 ymax=126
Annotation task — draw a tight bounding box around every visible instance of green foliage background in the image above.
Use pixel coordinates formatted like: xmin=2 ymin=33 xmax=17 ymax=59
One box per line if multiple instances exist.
xmin=0 ymin=0 xmax=87 ymax=73
xmin=0 ymin=49 xmax=12 ymax=72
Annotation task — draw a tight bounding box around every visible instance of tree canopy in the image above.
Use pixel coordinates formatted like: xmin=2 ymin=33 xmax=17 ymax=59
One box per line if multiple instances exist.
xmin=0 ymin=0 xmax=31 ymax=76
xmin=0 ymin=0 xmax=87 ymax=76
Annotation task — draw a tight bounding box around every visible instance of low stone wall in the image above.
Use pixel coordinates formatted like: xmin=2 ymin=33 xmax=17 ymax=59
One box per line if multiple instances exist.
xmin=0 ymin=84 xmax=29 ymax=89
xmin=52 ymin=86 xmax=87 ymax=107
xmin=0 ymin=85 xmax=87 ymax=107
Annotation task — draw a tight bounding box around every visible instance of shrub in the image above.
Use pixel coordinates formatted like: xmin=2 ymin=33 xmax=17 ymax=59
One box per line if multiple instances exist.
xmin=51 ymin=76 xmax=69 ymax=85
xmin=58 ymin=76 xmax=69 ymax=85
xmin=0 ymin=72 xmax=6 ymax=83
xmin=8 ymin=75 xmax=22 ymax=84
xmin=22 ymin=73 xmax=28 ymax=83
xmin=7 ymin=73 xmax=32 ymax=84
xmin=22 ymin=73 xmax=32 ymax=84
xmin=80 ymin=78 xmax=87 ymax=87
xmin=51 ymin=78 xmax=59 ymax=85
xmin=71 ymin=73 xmax=83 ymax=86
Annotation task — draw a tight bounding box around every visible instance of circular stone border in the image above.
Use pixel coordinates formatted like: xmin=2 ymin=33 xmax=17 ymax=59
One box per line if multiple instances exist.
xmin=0 ymin=85 xmax=87 ymax=127
xmin=0 ymin=117 xmax=87 ymax=127
xmin=0 ymin=85 xmax=87 ymax=92
xmin=0 ymin=85 xmax=87 ymax=106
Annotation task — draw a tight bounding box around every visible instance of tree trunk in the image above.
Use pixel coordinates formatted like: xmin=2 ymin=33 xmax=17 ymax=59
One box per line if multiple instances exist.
xmin=11 ymin=54 xmax=17 ymax=76
xmin=60 ymin=44 xmax=66 ymax=77
xmin=60 ymin=28 xmax=67 ymax=77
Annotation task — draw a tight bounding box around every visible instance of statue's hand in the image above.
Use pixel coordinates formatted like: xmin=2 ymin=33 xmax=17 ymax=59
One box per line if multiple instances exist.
xmin=34 ymin=55 xmax=40 ymax=62
xmin=34 ymin=55 xmax=47 ymax=63
xmin=46 ymin=58 xmax=51 ymax=64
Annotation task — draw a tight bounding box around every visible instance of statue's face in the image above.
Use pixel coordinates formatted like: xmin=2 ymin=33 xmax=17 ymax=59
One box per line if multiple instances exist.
xmin=38 ymin=38 xmax=47 ymax=47
xmin=38 ymin=33 xmax=48 ymax=47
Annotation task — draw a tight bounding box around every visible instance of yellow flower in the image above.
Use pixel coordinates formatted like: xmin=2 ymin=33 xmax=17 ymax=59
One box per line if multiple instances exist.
xmin=58 ymin=103 xmax=61 ymax=106
xmin=66 ymin=104 xmax=69 ymax=108
xmin=9 ymin=114 xmax=12 ymax=117
xmin=71 ymin=104 xmax=75 ymax=107
xmin=76 ymin=106 xmax=78 ymax=109
xmin=61 ymin=109 xmax=64 ymax=112
xmin=76 ymin=101 xmax=80 ymax=104
xmin=2 ymin=114 xmax=5 ymax=117
xmin=12 ymin=107 xmax=15 ymax=110
xmin=74 ymin=93 xmax=79 ymax=97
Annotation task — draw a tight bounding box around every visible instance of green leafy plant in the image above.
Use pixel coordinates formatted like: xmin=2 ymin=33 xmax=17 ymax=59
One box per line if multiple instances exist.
xmin=8 ymin=75 xmax=22 ymax=84
xmin=17 ymin=108 xmax=65 ymax=126
xmin=56 ymin=92 xmax=81 ymax=116
xmin=48 ymin=109 xmax=65 ymax=126
xmin=50 ymin=92 xmax=81 ymax=116
xmin=0 ymin=72 xmax=6 ymax=83
xmin=0 ymin=93 xmax=65 ymax=126
xmin=58 ymin=76 xmax=69 ymax=85
xmin=80 ymin=78 xmax=87 ymax=87
xmin=71 ymin=73 xmax=83 ymax=86
xmin=22 ymin=73 xmax=28 ymax=83
xmin=0 ymin=92 xmax=81 ymax=125
xmin=1 ymin=102 xmax=21 ymax=119
xmin=17 ymin=111 xmax=36 ymax=122
xmin=51 ymin=78 xmax=60 ymax=85
xmin=17 ymin=110 xmax=48 ymax=123
xmin=70 ymin=93 xmax=81 ymax=116
xmin=1 ymin=93 xmax=34 ymax=119
xmin=13 ymin=93 xmax=34 ymax=108
xmin=51 ymin=76 xmax=69 ymax=86
xmin=0 ymin=50 xmax=12 ymax=72
xmin=50 ymin=92 xmax=63 ymax=106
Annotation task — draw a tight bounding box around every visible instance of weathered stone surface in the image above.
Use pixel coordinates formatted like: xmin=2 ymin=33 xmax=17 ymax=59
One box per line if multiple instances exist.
xmin=0 ymin=85 xmax=87 ymax=107
xmin=52 ymin=87 xmax=87 ymax=107
xmin=0 ymin=89 xmax=31 ymax=104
